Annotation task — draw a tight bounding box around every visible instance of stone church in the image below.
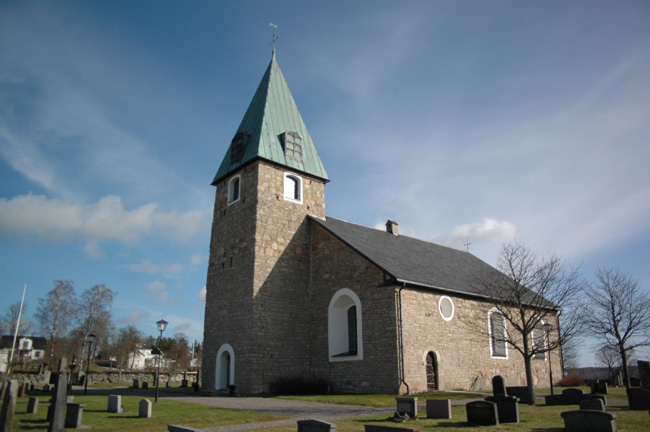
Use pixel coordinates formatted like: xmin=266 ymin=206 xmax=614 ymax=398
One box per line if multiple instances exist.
xmin=202 ymin=52 xmax=561 ymax=395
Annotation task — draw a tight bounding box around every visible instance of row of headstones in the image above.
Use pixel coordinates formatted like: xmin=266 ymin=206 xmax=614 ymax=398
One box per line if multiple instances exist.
xmin=132 ymin=379 xmax=192 ymax=389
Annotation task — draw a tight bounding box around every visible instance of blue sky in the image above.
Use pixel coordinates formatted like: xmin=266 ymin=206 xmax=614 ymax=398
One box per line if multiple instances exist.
xmin=1 ymin=1 xmax=649 ymax=366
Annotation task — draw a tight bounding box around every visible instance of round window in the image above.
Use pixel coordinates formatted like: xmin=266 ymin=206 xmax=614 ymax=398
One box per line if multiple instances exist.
xmin=438 ymin=296 xmax=454 ymax=321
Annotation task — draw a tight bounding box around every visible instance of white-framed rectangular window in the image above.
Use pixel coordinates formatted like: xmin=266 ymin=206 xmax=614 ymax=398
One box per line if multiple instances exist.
xmin=532 ymin=326 xmax=547 ymax=360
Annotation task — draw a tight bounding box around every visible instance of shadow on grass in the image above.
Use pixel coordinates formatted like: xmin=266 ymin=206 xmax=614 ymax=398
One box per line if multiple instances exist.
xmin=530 ymin=429 xmax=564 ymax=432
xmin=17 ymin=419 xmax=48 ymax=430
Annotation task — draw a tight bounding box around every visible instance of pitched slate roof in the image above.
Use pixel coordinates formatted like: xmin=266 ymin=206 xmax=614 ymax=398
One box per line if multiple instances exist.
xmin=212 ymin=52 xmax=329 ymax=185
xmin=312 ymin=216 xmax=513 ymax=300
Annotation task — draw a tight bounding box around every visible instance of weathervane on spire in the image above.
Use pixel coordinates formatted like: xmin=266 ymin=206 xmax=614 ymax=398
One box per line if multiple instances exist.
xmin=269 ymin=23 xmax=279 ymax=54
xmin=464 ymin=238 xmax=472 ymax=252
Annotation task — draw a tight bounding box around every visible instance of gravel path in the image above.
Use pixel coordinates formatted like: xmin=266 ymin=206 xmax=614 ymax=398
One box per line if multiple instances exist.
xmin=159 ymin=394 xmax=482 ymax=432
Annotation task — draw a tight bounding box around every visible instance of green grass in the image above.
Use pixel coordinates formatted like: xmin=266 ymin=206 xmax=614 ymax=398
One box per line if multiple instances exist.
xmin=12 ymin=391 xmax=286 ymax=432
xmin=11 ymin=386 xmax=647 ymax=432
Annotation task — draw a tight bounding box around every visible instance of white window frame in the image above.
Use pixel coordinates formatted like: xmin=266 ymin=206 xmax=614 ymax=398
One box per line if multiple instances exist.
xmin=328 ymin=288 xmax=363 ymax=362
xmin=283 ymin=172 xmax=303 ymax=204
xmin=488 ymin=308 xmax=508 ymax=359
xmin=228 ymin=175 xmax=241 ymax=205
xmin=438 ymin=296 xmax=455 ymax=321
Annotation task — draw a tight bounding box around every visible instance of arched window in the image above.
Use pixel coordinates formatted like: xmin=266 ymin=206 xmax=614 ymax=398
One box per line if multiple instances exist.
xmin=283 ymin=172 xmax=302 ymax=203
xmin=228 ymin=175 xmax=241 ymax=204
xmin=328 ymin=288 xmax=363 ymax=361
xmin=215 ymin=344 xmax=235 ymax=390
xmin=532 ymin=324 xmax=547 ymax=360
xmin=489 ymin=309 xmax=508 ymax=359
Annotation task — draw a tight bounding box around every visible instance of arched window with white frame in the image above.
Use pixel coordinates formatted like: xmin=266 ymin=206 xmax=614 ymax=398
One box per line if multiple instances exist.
xmin=283 ymin=172 xmax=302 ymax=204
xmin=228 ymin=175 xmax=241 ymax=205
xmin=215 ymin=343 xmax=235 ymax=390
xmin=489 ymin=308 xmax=508 ymax=359
xmin=328 ymin=288 xmax=363 ymax=361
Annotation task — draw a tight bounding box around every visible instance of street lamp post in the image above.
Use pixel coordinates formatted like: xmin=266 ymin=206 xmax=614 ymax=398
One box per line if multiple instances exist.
xmin=155 ymin=319 xmax=168 ymax=403
xmin=84 ymin=334 xmax=96 ymax=395
xmin=542 ymin=323 xmax=554 ymax=395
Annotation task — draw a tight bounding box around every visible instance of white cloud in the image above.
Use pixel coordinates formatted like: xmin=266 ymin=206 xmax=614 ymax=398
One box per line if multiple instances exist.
xmin=0 ymin=194 xmax=211 ymax=256
xmin=116 ymin=309 xmax=149 ymax=326
xmin=434 ymin=219 xmax=518 ymax=247
xmin=197 ymin=286 xmax=206 ymax=302
xmin=146 ymin=280 xmax=167 ymax=293
xmin=131 ymin=260 xmax=184 ymax=275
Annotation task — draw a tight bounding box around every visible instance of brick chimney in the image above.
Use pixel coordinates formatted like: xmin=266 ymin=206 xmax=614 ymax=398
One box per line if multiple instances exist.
xmin=386 ymin=220 xmax=399 ymax=236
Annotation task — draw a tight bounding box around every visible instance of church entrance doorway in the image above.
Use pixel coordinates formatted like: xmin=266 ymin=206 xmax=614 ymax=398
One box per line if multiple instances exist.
xmin=216 ymin=344 xmax=235 ymax=390
xmin=426 ymin=351 xmax=438 ymax=391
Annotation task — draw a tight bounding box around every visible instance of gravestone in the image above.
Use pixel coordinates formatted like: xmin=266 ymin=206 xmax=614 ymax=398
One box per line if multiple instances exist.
xmin=626 ymin=387 xmax=650 ymax=410
xmin=29 ymin=383 xmax=35 ymax=391
xmin=107 ymin=395 xmax=123 ymax=413
xmin=561 ymin=410 xmax=617 ymax=432
xmin=638 ymin=360 xmax=650 ymax=390
xmin=505 ymin=386 xmax=533 ymax=405
xmin=43 ymin=384 xmax=50 ymax=392
xmin=580 ymin=398 xmax=605 ymax=411
xmin=485 ymin=375 xmax=519 ymax=423
xmin=297 ymin=419 xmax=337 ymax=432
xmin=590 ymin=381 xmax=609 ymax=394
xmin=181 ymin=380 xmax=189 ymax=388
xmin=466 ymin=400 xmax=498 ymax=425
xmin=492 ymin=375 xmax=506 ymax=395
xmin=48 ymin=357 xmax=68 ymax=432
xmin=142 ymin=382 xmax=149 ymax=389
xmin=168 ymin=426 xmax=205 ymax=432
xmin=64 ymin=403 xmax=87 ymax=429
xmin=545 ymin=388 xmax=606 ymax=406
xmin=132 ymin=379 xmax=140 ymax=389
xmin=139 ymin=399 xmax=152 ymax=418
xmin=0 ymin=380 xmax=18 ymax=432
xmin=18 ymin=382 xmax=27 ymax=398
xmin=395 ymin=397 xmax=418 ymax=418
xmin=27 ymin=397 xmax=39 ymax=414
xmin=425 ymin=399 xmax=451 ymax=419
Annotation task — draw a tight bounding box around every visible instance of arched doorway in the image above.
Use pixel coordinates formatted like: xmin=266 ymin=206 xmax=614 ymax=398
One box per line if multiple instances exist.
xmin=215 ymin=344 xmax=235 ymax=390
xmin=426 ymin=351 xmax=438 ymax=391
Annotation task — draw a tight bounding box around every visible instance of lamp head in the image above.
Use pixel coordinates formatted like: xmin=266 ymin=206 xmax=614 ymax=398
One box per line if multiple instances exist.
xmin=88 ymin=333 xmax=96 ymax=343
xmin=156 ymin=319 xmax=169 ymax=332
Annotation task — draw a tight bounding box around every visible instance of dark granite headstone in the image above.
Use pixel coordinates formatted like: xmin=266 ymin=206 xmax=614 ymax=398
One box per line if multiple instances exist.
xmin=139 ymin=399 xmax=152 ymax=418
xmin=590 ymin=381 xmax=609 ymax=394
xmin=485 ymin=395 xmax=519 ymax=423
xmin=492 ymin=375 xmax=506 ymax=396
xmin=0 ymin=380 xmax=18 ymax=432
xmin=132 ymin=379 xmax=140 ymax=389
xmin=27 ymin=396 xmax=40 ymax=414
xmin=395 ymin=397 xmax=418 ymax=418
xmin=425 ymin=399 xmax=451 ymax=419
xmin=142 ymin=381 xmax=149 ymax=389
xmin=297 ymin=419 xmax=337 ymax=432
xmin=626 ymin=387 xmax=650 ymax=410
xmin=181 ymin=379 xmax=189 ymax=388
xmin=561 ymin=410 xmax=617 ymax=432
xmin=466 ymin=400 xmax=498 ymax=425
xmin=638 ymin=360 xmax=650 ymax=390
xmin=506 ymin=386 xmax=533 ymax=405
xmin=64 ymin=403 xmax=86 ymax=428
xmin=580 ymin=398 xmax=605 ymax=411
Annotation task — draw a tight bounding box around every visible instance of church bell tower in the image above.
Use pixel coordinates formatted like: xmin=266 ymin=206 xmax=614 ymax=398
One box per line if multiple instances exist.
xmin=202 ymin=52 xmax=329 ymax=394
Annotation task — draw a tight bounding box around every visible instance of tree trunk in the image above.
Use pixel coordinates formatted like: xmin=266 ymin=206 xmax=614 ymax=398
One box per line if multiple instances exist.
xmin=524 ymin=354 xmax=536 ymax=405
xmin=619 ymin=345 xmax=631 ymax=389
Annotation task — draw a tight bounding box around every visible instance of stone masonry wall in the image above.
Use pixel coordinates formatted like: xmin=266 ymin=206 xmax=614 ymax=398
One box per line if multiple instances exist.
xmin=204 ymin=160 xmax=326 ymax=394
xmin=399 ymin=288 xmax=563 ymax=393
xmin=203 ymin=163 xmax=260 ymax=392
xmin=309 ymin=224 xmax=401 ymax=394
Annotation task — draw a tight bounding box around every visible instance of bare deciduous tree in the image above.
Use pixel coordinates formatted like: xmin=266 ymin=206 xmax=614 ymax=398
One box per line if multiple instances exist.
xmin=1 ymin=302 xmax=32 ymax=336
xmin=75 ymin=284 xmax=115 ymax=365
xmin=35 ymin=280 xmax=77 ymax=367
xmin=469 ymin=241 xmax=585 ymax=404
xmin=582 ymin=268 xmax=650 ymax=389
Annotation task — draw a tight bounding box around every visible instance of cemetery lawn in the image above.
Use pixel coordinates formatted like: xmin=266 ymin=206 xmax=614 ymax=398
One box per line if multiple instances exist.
xmin=12 ymin=393 xmax=286 ymax=432
xmin=272 ymin=391 xmax=489 ymax=407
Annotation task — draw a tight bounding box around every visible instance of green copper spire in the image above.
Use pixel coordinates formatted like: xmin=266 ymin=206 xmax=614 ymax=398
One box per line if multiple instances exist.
xmin=212 ymin=52 xmax=329 ymax=185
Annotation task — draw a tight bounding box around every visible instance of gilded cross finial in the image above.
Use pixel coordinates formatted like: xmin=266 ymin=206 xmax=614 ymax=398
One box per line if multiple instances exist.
xmin=269 ymin=23 xmax=279 ymax=54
